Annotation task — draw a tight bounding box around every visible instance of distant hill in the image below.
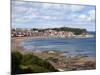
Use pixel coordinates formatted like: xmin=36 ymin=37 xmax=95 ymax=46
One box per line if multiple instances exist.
xmin=32 ymin=27 xmax=87 ymax=35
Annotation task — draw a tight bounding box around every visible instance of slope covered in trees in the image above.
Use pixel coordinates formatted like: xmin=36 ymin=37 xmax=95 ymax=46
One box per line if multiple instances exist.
xmin=32 ymin=27 xmax=87 ymax=35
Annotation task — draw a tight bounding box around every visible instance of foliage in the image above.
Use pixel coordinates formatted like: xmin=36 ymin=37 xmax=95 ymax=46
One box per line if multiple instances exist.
xmin=52 ymin=27 xmax=87 ymax=35
xmin=11 ymin=51 xmax=23 ymax=74
xmin=32 ymin=27 xmax=87 ymax=35
xmin=11 ymin=51 xmax=58 ymax=74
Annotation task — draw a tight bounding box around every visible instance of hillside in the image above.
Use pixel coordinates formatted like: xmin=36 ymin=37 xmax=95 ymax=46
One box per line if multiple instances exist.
xmin=32 ymin=27 xmax=87 ymax=35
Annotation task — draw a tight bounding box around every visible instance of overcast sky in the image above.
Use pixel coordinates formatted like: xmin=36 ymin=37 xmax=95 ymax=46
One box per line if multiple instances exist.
xmin=12 ymin=0 xmax=96 ymax=31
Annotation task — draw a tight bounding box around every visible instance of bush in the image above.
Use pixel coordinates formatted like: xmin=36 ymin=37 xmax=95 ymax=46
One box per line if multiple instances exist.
xmin=11 ymin=51 xmax=23 ymax=74
xmin=11 ymin=51 xmax=58 ymax=74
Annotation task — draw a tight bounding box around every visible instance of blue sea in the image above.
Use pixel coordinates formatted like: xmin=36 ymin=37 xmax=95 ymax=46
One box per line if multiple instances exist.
xmin=21 ymin=32 xmax=96 ymax=57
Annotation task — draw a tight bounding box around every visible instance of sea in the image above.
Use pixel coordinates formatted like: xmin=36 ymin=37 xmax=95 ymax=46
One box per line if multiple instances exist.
xmin=21 ymin=32 xmax=96 ymax=57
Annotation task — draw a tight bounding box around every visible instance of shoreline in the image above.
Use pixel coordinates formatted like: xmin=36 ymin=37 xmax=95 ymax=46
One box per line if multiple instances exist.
xmin=11 ymin=37 xmax=96 ymax=58
xmin=11 ymin=37 xmax=96 ymax=71
xmin=11 ymin=36 xmax=95 ymax=57
xmin=11 ymin=35 xmax=94 ymax=41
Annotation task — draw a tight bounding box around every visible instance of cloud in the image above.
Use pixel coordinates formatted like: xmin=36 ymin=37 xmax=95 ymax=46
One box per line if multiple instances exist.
xmin=77 ymin=9 xmax=95 ymax=22
xmin=69 ymin=5 xmax=85 ymax=12
xmin=38 ymin=15 xmax=57 ymax=20
xmin=12 ymin=1 xmax=86 ymax=22
xmin=72 ymin=9 xmax=95 ymax=22
xmin=42 ymin=3 xmax=62 ymax=10
xmin=41 ymin=3 xmax=85 ymax=12
xmin=79 ymin=14 xmax=87 ymax=20
xmin=88 ymin=10 xmax=95 ymax=21
xmin=12 ymin=6 xmax=28 ymax=14
xmin=12 ymin=1 xmax=96 ymax=31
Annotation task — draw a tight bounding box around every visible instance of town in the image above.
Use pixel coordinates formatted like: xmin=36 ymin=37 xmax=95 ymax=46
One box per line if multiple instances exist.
xmin=11 ymin=27 xmax=94 ymax=38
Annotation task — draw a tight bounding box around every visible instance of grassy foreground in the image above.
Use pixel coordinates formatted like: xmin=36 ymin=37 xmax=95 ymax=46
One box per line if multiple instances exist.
xmin=11 ymin=51 xmax=58 ymax=74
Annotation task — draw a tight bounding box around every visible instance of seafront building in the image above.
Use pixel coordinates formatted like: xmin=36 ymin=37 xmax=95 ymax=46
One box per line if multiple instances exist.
xmin=11 ymin=28 xmax=93 ymax=38
xmin=11 ymin=28 xmax=76 ymax=38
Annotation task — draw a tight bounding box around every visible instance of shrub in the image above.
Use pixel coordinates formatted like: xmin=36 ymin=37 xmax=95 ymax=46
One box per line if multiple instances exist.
xmin=11 ymin=51 xmax=58 ymax=74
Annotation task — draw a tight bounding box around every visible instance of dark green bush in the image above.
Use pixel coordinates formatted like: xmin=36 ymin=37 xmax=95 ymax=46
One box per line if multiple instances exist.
xmin=11 ymin=51 xmax=23 ymax=74
xmin=11 ymin=51 xmax=58 ymax=74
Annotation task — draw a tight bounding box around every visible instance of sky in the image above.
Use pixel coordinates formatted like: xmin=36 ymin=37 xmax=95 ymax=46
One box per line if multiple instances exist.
xmin=12 ymin=0 xmax=96 ymax=31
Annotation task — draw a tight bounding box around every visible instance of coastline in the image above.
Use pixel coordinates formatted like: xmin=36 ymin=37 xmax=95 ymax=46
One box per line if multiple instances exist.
xmin=11 ymin=37 xmax=96 ymax=71
xmin=11 ymin=36 xmax=95 ymax=53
